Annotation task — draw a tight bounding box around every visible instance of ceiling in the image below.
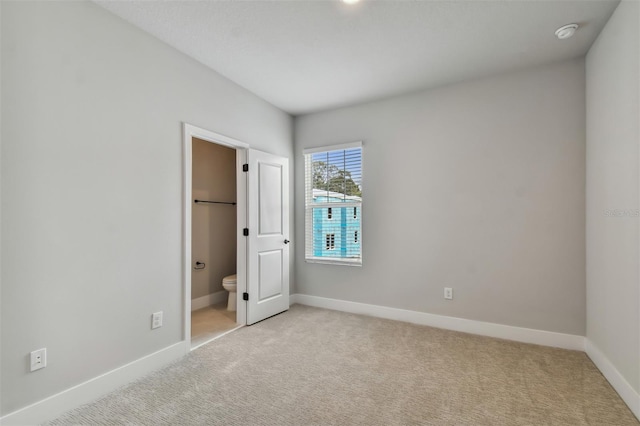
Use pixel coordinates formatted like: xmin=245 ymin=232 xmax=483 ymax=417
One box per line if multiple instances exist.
xmin=95 ymin=0 xmax=619 ymax=115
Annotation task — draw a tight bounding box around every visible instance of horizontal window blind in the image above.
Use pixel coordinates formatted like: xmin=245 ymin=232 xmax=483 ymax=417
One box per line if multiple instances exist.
xmin=304 ymin=143 xmax=362 ymax=265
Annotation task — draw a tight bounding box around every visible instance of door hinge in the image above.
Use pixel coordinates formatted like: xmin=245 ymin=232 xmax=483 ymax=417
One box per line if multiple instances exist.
xmin=243 ymin=292 xmax=249 ymax=301
xmin=243 ymin=228 xmax=249 ymax=236
xmin=243 ymin=164 xmax=249 ymax=172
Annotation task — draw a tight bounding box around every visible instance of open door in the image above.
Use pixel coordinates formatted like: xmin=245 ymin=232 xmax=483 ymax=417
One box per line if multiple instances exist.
xmin=246 ymin=149 xmax=290 ymax=325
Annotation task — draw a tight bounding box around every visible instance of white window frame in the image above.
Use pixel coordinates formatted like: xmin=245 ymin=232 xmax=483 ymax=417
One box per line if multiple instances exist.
xmin=304 ymin=141 xmax=363 ymax=267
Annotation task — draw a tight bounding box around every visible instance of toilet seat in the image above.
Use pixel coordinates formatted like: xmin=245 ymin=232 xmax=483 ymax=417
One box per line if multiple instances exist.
xmin=222 ymin=274 xmax=237 ymax=291
xmin=222 ymin=274 xmax=237 ymax=285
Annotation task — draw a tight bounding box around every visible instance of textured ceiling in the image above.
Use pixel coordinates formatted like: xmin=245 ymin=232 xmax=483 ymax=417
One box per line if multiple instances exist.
xmin=95 ymin=0 xmax=619 ymax=115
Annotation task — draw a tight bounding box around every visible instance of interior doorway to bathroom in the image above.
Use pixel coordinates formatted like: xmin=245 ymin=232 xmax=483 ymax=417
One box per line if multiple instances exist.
xmin=190 ymin=137 xmax=240 ymax=348
xmin=183 ymin=123 xmax=291 ymax=351
xmin=183 ymin=124 xmax=249 ymax=350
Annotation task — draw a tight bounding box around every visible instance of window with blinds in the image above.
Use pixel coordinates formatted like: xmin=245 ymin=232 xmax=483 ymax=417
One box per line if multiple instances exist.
xmin=304 ymin=142 xmax=362 ymax=266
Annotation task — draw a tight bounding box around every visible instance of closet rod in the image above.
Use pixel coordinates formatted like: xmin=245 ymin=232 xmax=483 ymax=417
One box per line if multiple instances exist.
xmin=194 ymin=200 xmax=236 ymax=206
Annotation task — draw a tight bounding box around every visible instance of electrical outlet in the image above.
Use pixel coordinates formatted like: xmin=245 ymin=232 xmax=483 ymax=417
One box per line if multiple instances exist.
xmin=151 ymin=311 xmax=163 ymax=329
xmin=30 ymin=348 xmax=47 ymax=372
xmin=444 ymin=287 xmax=453 ymax=300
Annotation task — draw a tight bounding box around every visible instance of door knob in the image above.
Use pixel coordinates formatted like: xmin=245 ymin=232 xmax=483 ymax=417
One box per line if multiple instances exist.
xmin=284 ymin=239 xmax=290 ymax=244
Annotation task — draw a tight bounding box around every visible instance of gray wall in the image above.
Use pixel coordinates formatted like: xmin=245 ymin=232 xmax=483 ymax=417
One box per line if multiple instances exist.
xmin=586 ymin=0 xmax=640 ymax=393
xmin=1 ymin=0 xmax=292 ymax=414
xmin=191 ymin=139 xmax=237 ymax=300
xmin=295 ymin=59 xmax=586 ymax=335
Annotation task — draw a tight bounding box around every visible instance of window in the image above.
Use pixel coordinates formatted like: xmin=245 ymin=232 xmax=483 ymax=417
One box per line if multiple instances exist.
xmin=304 ymin=142 xmax=362 ymax=265
xmin=326 ymin=233 xmax=335 ymax=250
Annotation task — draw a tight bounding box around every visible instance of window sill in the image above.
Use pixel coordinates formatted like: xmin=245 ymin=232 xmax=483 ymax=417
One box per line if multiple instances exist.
xmin=305 ymin=258 xmax=362 ymax=267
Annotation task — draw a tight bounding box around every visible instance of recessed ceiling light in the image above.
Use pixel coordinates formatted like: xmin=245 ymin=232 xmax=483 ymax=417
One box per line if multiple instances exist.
xmin=342 ymin=0 xmax=360 ymax=4
xmin=555 ymin=24 xmax=579 ymax=40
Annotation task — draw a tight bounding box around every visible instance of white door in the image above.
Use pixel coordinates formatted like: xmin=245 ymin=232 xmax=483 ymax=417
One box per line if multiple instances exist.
xmin=246 ymin=149 xmax=289 ymax=325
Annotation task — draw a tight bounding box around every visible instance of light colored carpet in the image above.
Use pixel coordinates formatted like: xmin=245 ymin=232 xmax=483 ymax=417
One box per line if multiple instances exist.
xmin=47 ymin=305 xmax=638 ymax=425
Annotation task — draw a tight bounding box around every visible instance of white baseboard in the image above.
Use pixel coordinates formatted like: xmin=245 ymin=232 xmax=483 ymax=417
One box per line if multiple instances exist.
xmin=0 ymin=341 xmax=187 ymax=426
xmin=585 ymin=340 xmax=640 ymax=420
xmin=191 ymin=290 xmax=228 ymax=311
xmin=291 ymin=294 xmax=585 ymax=351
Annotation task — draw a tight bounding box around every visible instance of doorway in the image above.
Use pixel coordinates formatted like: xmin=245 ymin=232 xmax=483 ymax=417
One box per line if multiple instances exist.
xmin=190 ymin=138 xmax=239 ymax=347
xmin=183 ymin=123 xmax=291 ymax=351
xmin=183 ymin=124 xmax=249 ymax=351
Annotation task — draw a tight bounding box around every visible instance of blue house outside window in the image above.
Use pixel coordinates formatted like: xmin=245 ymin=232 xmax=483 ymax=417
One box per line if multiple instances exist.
xmin=311 ymin=191 xmax=361 ymax=258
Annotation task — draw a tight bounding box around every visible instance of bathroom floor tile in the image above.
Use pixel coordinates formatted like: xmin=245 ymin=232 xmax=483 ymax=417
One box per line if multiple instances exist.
xmin=191 ymin=303 xmax=239 ymax=348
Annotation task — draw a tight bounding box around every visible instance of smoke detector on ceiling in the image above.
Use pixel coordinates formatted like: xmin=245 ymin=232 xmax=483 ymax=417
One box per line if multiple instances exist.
xmin=555 ymin=24 xmax=579 ymax=40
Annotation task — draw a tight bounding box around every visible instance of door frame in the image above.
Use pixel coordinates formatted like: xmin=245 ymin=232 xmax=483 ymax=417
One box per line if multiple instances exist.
xmin=182 ymin=123 xmax=249 ymax=351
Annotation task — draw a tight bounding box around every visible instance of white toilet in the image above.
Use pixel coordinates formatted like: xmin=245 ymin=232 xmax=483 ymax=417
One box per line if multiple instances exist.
xmin=222 ymin=274 xmax=237 ymax=311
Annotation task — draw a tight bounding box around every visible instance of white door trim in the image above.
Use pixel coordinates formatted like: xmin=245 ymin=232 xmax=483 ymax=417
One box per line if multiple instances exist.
xmin=182 ymin=123 xmax=249 ymax=353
